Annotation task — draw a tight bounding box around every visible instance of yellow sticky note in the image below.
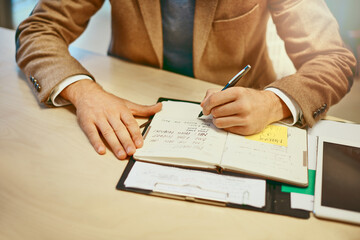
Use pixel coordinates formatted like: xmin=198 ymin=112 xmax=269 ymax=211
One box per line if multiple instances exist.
xmin=245 ymin=125 xmax=288 ymax=147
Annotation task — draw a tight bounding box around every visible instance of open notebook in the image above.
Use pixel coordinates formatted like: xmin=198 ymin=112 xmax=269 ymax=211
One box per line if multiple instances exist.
xmin=134 ymin=100 xmax=308 ymax=187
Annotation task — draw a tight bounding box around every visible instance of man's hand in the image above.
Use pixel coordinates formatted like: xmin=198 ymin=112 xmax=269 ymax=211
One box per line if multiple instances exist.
xmin=200 ymin=87 xmax=291 ymax=135
xmin=60 ymin=79 xmax=162 ymax=159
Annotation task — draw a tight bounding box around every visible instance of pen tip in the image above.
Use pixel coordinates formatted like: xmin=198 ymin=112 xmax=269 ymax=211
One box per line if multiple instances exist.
xmin=198 ymin=112 xmax=203 ymax=118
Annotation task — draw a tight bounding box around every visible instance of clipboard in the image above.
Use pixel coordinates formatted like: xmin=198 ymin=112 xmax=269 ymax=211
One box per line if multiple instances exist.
xmin=117 ymin=158 xmax=309 ymax=219
xmin=116 ymin=97 xmax=310 ymax=219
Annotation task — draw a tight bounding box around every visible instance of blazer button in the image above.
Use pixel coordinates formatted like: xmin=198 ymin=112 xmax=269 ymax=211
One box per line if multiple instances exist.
xmin=313 ymin=111 xmax=318 ymax=118
xmin=320 ymin=103 xmax=327 ymax=113
xmin=35 ymin=83 xmax=41 ymax=92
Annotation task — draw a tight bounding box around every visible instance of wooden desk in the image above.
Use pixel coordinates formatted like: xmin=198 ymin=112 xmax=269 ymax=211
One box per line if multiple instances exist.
xmin=0 ymin=27 xmax=359 ymax=240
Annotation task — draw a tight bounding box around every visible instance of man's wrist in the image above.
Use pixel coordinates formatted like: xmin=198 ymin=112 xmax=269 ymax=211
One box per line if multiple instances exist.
xmin=49 ymin=75 xmax=94 ymax=107
xmin=60 ymin=79 xmax=98 ymax=106
xmin=265 ymin=87 xmax=302 ymax=125
xmin=264 ymin=90 xmax=291 ymax=124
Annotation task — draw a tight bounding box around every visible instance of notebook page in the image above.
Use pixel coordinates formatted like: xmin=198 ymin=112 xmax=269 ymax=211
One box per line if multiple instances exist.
xmin=134 ymin=101 xmax=227 ymax=167
xmin=125 ymin=161 xmax=266 ymax=208
xmin=220 ymin=125 xmax=308 ymax=185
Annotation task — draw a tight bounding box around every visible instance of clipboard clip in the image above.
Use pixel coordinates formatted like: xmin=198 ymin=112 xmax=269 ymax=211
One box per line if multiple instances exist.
xmin=153 ymin=182 xmax=229 ymax=203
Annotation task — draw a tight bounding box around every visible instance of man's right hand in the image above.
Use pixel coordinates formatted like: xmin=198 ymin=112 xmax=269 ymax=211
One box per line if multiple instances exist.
xmin=60 ymin=79 xmax=162 ymax=160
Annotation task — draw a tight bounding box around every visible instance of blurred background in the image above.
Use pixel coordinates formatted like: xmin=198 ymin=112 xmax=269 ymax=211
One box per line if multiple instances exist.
xmin=0 ymin=0 xmax=359 ymax=122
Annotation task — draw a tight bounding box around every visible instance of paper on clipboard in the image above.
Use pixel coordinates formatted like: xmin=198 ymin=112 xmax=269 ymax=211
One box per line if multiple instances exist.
xmin=124 ymin=161 xmax=266 ymax=208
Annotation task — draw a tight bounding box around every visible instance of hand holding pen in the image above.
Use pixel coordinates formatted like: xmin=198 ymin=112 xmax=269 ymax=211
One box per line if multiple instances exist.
xmin=199 ymin=64 xmax=292 ymax=136
xmin=198 ymin=65 xmax=251 ymax=117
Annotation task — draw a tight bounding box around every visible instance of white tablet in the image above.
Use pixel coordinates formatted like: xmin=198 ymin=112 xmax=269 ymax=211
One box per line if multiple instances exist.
xmin=314 ymin=136 xmax=360 ymax=225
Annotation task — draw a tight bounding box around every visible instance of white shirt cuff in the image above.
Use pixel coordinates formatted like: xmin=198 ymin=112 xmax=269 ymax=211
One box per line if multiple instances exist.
xmin=49 ymin=75 xmax=93 ymax=107
xmin=265 ymin=87 xmax=302 ymax=125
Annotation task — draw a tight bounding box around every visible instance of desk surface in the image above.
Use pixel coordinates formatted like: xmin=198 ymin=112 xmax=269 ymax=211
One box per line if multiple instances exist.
xmin=0 ymin=27 xmax=359 ymax=240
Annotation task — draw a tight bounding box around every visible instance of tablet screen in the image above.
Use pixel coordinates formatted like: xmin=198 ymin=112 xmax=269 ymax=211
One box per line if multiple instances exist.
xmin=322 ymin=141 xmax=360 ymax=212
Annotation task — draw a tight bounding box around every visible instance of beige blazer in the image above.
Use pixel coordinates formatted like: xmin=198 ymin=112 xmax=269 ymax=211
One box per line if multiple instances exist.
xmin=15 ymin=0 xmax=356 ymax=127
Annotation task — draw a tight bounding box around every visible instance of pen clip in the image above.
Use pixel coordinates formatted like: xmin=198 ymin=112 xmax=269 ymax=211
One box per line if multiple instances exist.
xmin=223 ymin=65 xmax=251 ymax=90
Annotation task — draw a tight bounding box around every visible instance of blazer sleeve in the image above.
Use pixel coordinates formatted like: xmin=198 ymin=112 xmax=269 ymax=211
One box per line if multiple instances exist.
xmin=15 ymin=0 xmax=104 ymax=106
xmin=267 ymin=0 xmax=357 ymax=127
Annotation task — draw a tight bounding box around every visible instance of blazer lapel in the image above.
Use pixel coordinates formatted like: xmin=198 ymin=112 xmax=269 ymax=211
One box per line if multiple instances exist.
xmin=193 ymin=0 xmax=218 ymax=73
xmin=138 ymin=0 xmax=163 ymax=67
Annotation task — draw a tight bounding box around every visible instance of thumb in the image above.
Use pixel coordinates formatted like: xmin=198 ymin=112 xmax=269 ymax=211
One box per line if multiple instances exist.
xmin=125 ymin=101 xmax=163 ymax=117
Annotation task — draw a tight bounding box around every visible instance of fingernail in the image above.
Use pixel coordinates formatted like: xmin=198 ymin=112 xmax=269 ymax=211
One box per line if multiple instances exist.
xmin=97 ymin=146 xmax=105 ymax=154
xmin=135 ymin=139 xmax=143 ymax=148
xmin=126 ymin=146 xmax=135 ymax=155
xmin=117 ymin=150 xmax=126 ymax=159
